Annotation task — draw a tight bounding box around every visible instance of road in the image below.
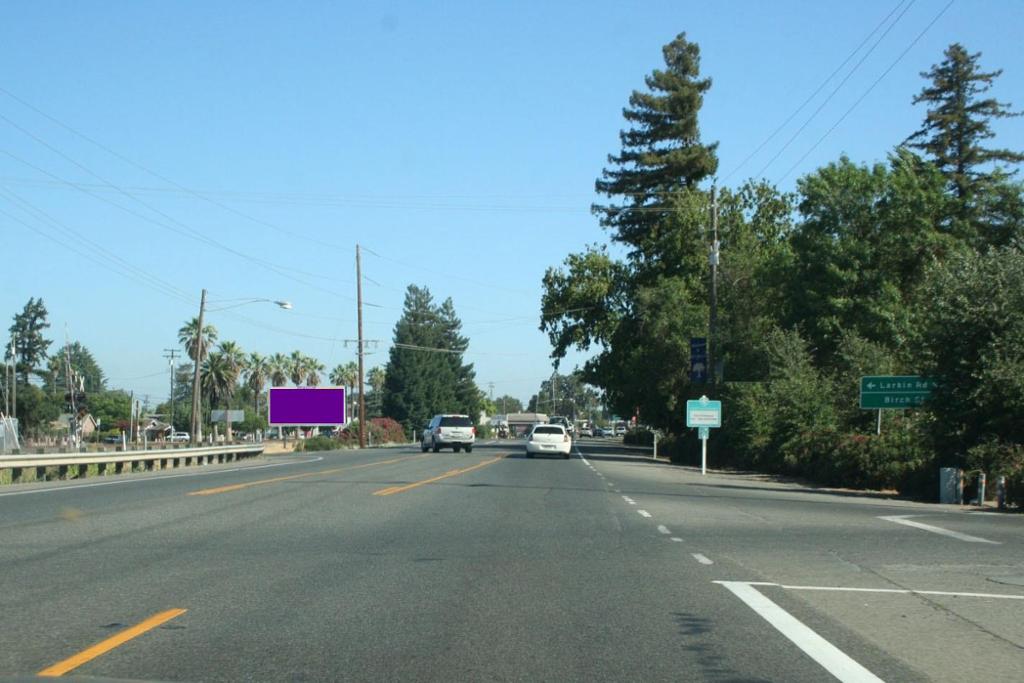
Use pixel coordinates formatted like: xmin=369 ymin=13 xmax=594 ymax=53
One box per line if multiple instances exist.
xmin=1 ymin=438 xmax=1021 ymax=681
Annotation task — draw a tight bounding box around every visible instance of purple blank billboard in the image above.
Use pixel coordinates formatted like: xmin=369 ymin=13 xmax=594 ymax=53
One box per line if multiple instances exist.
xmin=269 ymin=387 xmax=346 ymax=426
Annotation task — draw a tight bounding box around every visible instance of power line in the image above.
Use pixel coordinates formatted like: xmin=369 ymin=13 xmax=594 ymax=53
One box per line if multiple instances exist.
xmin=752 ymin=0 xmax=918 ymax=181
xmin=776 ymin=0 xmax=956 ymax=184
xmin=722 ymin=0 xmax=910 ymax=183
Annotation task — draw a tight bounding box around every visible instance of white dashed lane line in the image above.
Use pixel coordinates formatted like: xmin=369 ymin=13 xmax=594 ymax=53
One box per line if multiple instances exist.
xmin=671 ymin=537 xmax=684 ymax=542
xmin=637 ymin=509 xmax=652 ymax=518
xmin=657 ymin=525 xmax=671 ymax=535
xmin=692 ymin=553 xmax=714 ymax=565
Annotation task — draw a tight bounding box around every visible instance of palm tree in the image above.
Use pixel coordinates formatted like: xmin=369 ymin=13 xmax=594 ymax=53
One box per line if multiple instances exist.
xmin=201 ymin=352 xmax=235 ymax=436
xmin=304 ymin=358 xmax=325 ymax=387
xmin=367 ymin=366 xmax=386 ymax=417
xmin=178 ymin=317 xmax=218 ymax=363
xmin=288 ymin=351 xmax=306 ymax=387
xmin=330 ymin=361 xmax=358 ymax=420
xmin=268 ymin=353 xmax=289 ymax=387
xmin=246 ymin=352 xmax=270 ymax=416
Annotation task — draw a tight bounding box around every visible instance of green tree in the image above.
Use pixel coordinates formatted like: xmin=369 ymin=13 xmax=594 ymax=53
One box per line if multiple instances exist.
xmin=907 ymin=43 xmax=1024 ymax=230
xmin=268 ymin=353 xmax=289 ymax=387
xmin=437 ymin=298 xmax=481 ymax=422
xmin=87 ymin=390 xmax=132 ymax=432
xmin=492 ymin=395 xmax=523 ymax=415
xmin=12 ymin=383 xmax=61 ymax=437
xmin=178 ymin=317 xmax=217 ymax=364
xmin=245 ymin=352 xmax=270 ymax=416
xmin=382 ymin=285 xmax=459 ymax=434
xmin=913 ymin=248 xmax=1024 ymax=463
xmin=7 ymin=297 xmax=52 ymax=384
xmin=330 ymin=361 xmax=359 ymax=420
xmin=288 ymin=351 xmax=307 ymax=387
xmin=304 ymin=357 xmax=325 ymax=387
xmin=201 ymin=352 xmax=238 ymax=436
xmin=593 ymin=33 xmax=718 ymax=256
xmin=46 ymin=342 xmax=106 ymax=396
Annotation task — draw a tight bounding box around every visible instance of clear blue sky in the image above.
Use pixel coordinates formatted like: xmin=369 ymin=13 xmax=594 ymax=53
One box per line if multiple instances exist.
xmin=3 ymin=0 xmax=1022 ymax=407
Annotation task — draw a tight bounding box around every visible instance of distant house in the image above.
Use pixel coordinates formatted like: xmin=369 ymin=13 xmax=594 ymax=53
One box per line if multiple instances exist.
xmin=50 ymin=413 xmax=99 ymax=438
xmin=139 ymin=417 xmax=172 ymax=441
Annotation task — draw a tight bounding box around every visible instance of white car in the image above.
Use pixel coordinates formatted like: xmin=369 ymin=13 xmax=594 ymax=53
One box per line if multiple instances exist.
xmin=421 ymin=414 xmax=476 ymax=453
xmin=168 ymin=432 xmax=190 ymax=443
xmin=525 ymin=424 xmax=571 ymax=459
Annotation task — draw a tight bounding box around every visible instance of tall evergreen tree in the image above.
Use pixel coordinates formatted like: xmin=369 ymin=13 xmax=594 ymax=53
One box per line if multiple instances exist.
xmin=47 ymin=342 xmax=106 ymax=395
xmin=382 ymin=285 xmax=458 ymax=433
xmin=907 ymin=43 xmax=1024 ymax=223
xmin=593 ymin=33 xmax=718 ymax=258
xmin=7 ymin=297 xmax=52 ymax=384
xmin=437 ymin=298 xmax=481 ymax=421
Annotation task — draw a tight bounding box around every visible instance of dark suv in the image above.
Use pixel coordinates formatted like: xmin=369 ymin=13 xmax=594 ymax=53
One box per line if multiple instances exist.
xmin=421 ymin=414 xmax=476 ymax=453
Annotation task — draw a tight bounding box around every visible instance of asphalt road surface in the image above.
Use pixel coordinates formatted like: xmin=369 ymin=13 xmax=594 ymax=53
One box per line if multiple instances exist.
xmin=2 ymin=438 xmax=1021 ymax=681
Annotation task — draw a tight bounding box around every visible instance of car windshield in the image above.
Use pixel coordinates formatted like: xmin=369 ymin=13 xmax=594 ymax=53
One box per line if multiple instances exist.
xmin=532 ymin=426 xmax=563 ymax=435
xmin=440 ymin=417 xmax=472 ymax=427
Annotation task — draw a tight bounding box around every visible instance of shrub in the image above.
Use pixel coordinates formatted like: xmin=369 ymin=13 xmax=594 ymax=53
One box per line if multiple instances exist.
xmin=296 ymin=435 xmax=340 ymax=452
xmin=966 ymin=439 xmax=1024 ymax=506
xmin=623 ymin=429 xmax=654 ymax=446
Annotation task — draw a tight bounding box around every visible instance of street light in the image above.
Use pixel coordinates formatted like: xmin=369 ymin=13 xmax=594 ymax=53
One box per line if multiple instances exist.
xmin=190 ymin=290 xmax=291 ymax=443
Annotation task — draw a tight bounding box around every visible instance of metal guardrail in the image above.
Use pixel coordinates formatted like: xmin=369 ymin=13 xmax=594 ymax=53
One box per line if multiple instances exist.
xmin=0 ymin=444 xmax=264 ymax=482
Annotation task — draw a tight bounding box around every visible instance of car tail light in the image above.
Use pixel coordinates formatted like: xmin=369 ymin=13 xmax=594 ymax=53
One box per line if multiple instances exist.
xmin=472 ymin=426 xmax=476 ymax=436
xmin=564 ymin=434 xmax=570 ymax=442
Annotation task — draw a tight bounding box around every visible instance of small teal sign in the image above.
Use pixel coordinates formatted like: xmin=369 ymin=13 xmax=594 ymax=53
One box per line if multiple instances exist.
xmin=686 ymin=395 xmax=721 ymax=429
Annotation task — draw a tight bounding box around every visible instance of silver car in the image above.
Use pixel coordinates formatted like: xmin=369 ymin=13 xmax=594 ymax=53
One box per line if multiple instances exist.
xmin=421 ymin=414 xmax=476 ymax=453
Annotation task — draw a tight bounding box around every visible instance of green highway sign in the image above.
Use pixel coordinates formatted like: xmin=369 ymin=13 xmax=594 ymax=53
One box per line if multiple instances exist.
xmin=859 ymin=376 xmax=937 ymax=409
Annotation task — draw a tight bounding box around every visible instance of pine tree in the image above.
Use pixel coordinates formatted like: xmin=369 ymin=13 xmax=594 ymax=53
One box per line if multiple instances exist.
xmin=437 ymin=298 xmax=480 ymax=421
xmin=907 ymin=43 xmax=1024 ymax=216
xmin=594 ymin=33 xmax=718 ymax=256
xmin=382 ymin=286 xmax=457 ymax=433
xmin=7 ymin=297 xmax=52 ymax=384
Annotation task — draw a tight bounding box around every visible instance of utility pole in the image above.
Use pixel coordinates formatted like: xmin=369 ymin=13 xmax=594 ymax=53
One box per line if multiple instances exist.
xmin=356 ymin=245 xmax=367 ymax=449
xmin=10 ymin=333 xmax=16 ymax=425
xmin=708 ymin=186 xmax=720 ymax=396
xmin=191 ymin=289 xmax=207 ymax=444
xmin=163 ymin=348 xmax=179 ymax=430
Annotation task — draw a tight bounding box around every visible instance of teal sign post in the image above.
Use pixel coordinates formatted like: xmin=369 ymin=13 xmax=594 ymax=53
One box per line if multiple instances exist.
xmin=859 ymin=376 xmax=937 ymax=409
xmin=686 ymin=396 xmax=722 ymax=475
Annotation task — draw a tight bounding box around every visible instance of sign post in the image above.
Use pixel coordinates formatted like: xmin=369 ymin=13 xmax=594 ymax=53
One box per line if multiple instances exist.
xmin=686 ymin=395 xmax=722 ymax=475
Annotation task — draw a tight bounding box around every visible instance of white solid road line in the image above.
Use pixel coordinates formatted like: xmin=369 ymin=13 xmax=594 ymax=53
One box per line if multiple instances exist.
xmin=0 ymin=456 xmax=325 ymax=498
xmin=777 ymin=584 xmax=1024 ymax=600
xmin=692 ymin=553 xmax=713 ymax=565
xmin=637 ymin=509 xmax=652 ymax=518
xmin=657 ymin=524 xmax=671 ymax=534
xmin=718 ymin=581 xmax=884 ymax=683
xmin=878 ymin=515 xmax=1000 ymax=544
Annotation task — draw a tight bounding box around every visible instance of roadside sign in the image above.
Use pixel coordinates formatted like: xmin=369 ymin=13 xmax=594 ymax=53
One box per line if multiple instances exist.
xmin=698 ymin=426 xmax=709 ymax=440
xmin=686 ymin=396 xmax=721 ymax=428
xmin=690 ymin=337 xmax=707 ymax=383
xmin=268 ymin=387 xmax=346 ymax=426
xmin=859 ymin=376 xmax=937 ymax=409
xmin=211 ymin=409 xmax=245 ymax=423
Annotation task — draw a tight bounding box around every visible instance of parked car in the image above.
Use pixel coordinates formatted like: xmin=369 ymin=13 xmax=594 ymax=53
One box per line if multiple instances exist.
xmin=593 ymin=427 xmax=606 ymax=438
xmin=168 ymin=432 xmax=190 ymax=443
xmin=421 ymin=414 xmax=476 ymax=453
xmin=614 ymin=424 xmax=627 ymax=436
xmin=579 ymin=425 xmax=593 ymax=437
xmin=525 ymin=424 xmax=571 ymax=459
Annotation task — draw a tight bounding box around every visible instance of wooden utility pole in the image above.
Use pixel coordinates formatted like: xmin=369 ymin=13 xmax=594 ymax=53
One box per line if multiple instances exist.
xmin=708 ymin=187 xmax=720 ymax=395
xmin=356 ymin=245 xmax=367 ymax=449
xmin=191 ymin=289 xmax=207 ymax=444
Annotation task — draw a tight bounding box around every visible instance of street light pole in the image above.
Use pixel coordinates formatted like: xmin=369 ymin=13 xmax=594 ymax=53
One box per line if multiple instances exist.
xmin=190 ymin=289 xmax=207 ymax=444
xmin=356 ymin=244 xmax=367 ymax=449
